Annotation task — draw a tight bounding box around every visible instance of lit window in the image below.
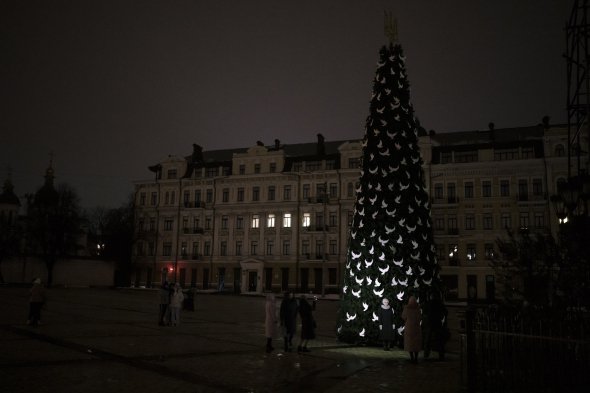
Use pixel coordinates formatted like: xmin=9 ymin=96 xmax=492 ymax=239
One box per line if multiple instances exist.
xmin=283 ymin=213 xmax=292 ymax=228
xmin=252 ymin=214 xmax=260 ymax=229
xmin=267 ymin=214 xmax=275 ymax=228
xmin=302 ymin=213 xmax=311 ymax=227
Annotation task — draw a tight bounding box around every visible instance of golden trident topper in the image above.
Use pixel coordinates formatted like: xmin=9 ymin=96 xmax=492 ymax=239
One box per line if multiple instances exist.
xmin=384 ymin=11 xmax=398 ymax=43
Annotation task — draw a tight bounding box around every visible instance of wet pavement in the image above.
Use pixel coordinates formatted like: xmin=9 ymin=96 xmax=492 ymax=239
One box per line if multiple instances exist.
xmin=0 ymin=287 xmax=462 ymax=392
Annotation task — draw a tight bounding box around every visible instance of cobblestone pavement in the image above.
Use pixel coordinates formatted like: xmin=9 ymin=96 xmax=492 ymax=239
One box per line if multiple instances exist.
xmin=0 ymin=287 xmax=463 ymax=393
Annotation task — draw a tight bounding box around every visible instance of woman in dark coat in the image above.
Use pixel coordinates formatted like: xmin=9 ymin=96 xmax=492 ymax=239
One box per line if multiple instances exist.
xmin=377 ymin=298 xmax=395 ymax=350
xmin=297 ymin=295 xmax=315 ymax=352
xmin=402 ymin=295 xmax=422 ymax=363
xmin=279 ymin=291 xmax=298 ymax=351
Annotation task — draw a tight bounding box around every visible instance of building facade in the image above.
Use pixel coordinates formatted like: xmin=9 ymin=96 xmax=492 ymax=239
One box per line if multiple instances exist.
xmin=132 ymin=124 xmax=585 ymax=300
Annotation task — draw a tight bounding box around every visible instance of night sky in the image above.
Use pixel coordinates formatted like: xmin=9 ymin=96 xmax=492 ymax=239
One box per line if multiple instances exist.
xmin=0 ymin=0 xmax=571 ymax=209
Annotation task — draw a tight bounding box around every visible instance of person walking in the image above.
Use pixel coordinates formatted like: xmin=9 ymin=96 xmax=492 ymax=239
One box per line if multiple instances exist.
xmin=27 ymin=278 xmax=46 ymax=327
xmin=158 ymin=282 xmax=170 ymax=326
xmin=377 ymin=298 xmax=395 ymax=351
xmin=402 ymin=295 xmax=422 ymax=363
xmin=169 ymin=283 xmax=184 ymax=327
xmin=279 ymin=291 xmax=298 ymax=352
xmin=265 ymin=293 xmax=277 ymax=353
xmin=297 ymin=295 xmax=315 ymax=353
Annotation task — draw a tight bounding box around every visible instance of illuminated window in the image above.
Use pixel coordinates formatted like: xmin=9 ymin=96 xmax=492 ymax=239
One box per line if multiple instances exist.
xmin=252 ymin=214 xmax=260 ymax=229
xmin=466 ymin=244 xmax=477 ymax=262
xmin=283 ymin=213 xmax=292 ymax=228
xmin=267 ymin=214 xmax=275 ymax=228
xmin=302 ymin=213 xmax=311 ymax=227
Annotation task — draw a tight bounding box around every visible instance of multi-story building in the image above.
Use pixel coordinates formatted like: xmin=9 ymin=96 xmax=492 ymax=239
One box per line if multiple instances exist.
xmin=132 ymin=123 xmax=585 ymax=300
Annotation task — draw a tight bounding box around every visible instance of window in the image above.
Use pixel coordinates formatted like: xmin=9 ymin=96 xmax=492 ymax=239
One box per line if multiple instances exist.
xmin=447 ymin=183 xmax=456 ymax=202
xmin=183 ymin=191 xmax=190 ymax=207
xmin=302 ymin=213 xmax=311 ymax=227
xmin=268 ymin=186 xmax=275 ymax=201
xmin=250 ymin=241 xmax=258 ymax=255
xmin=136 ymin=242 xmax=144 ymax=256
xmin=222 ymin=166 xmax=230 ymax=176
xmin=484 ymin=244 xmax=495 ymax=260
xmin=283 ymin=240 xmax=290 ymax=256
xmin=221 ymin=215 xmax=228 ymax=229
xmin=206 ymin=189 xmax=213 ymax=203
xmin=149 ymin=218 xmax=156 ymax=231
xmin=328 ymin=268 xmax=337 ymax=285
xmin=306 ymin=161 xmax=321 ymax=171
xmin=167 ymin=169 xmax=177 ymax=179
xmin=302 ymin=240 xmax=310 ymax=256
xmin=441 ymin=151 xmax=452 ymax=164
xmin=139 ymin=192 xmax=146 ymax=206
xmin=151 ymin=192 xmax=158 ymax=205
xmin=239 ymin=164 xmax=245 ymax=175
xmin=195 ymin=190 xmax=201 ymax=204
xmin=316 ymin=212 xmax=324 ymax=228
xmin=464 ymin=182 xmax=474 ymax=198
xmin=163 ymin=242 xmax=172 ymax=256
xmin=501 ymin=213 xmax=512 ymax=229
xmin=329 ymin=183 xmax=337 ymax=198
xmin=316 ymin=183 xmax=326 ymax=199
xmin=204 ymin=241 xmax=211 ymax=256
xmin=292 ymin=162 xmax=302 ymax=171
xmin=466 ymin=244 xmax=477 ymax=262
xmin=164 ymin=219 xmax=173 ymax=231
xmin=518 ymin=179 xmax=528 ymax=201
xmin=137 ymin=219 xmax=145 ymax=232
xmin=521 ymin=146 xmax=534 ymax=159
xmin=302 ymin=184 xmax=310 ymax=199
xmin=220 ymin=241 xmax=227 ymax=256
xmin=347 ymin=182 xmax=354 ymax=197
xmin=283 ymin=213 xmax=292 ymax=228
xmin=482 ymin=181 xmax=492 ymax=197
xmin=455 ymin=150 xmax=478 ymax=163
xmin=237 ymin=187 xmax=244 ymax=202
xmin=494 ymin=148 xmax=518 ymax=161
xmin=500 ymin=180 xmax=510 ymax=197
xmin=532 ymin=178 xmax=543 ymax=196
xmin=266 ymin=240 xmax=274 ymax=255
xmin=434 ymin=184 xmax=443 ymax=199
xmin=347 ymin=210 xmax=353 ymax=226
xmin=448 ymin=244 xmax=458 ymax=261
xmin=448 ymin=216 xmax=457 ymax=230
xmin=329 ymin=212 xmax=337 ymax=227
xmin=206 ymin=167 xmax=217 ymax=177
xmin=519 ymin=212 xmax=529 ymax=230
xmin=435 ymin=217 xmax=445 ymax=230
xmin=267 ymin=214 xmax=276 ymax=228
xmin=254 ymin=164 xmax=261 ymax=174
xmin=192 ymin=242 xmax=199 ymax=258
xmin=326 ymin=160 xmax=336 ymax=170
xmin=436 ymin=244 xmax=446 ymax=261
xmin=465 ymin=214 xmax=475 ymax=230
xmin=329 ymin=240 xmax=337 ymax=255
xmin=483 ymin=214 xmax=493 ymax=230
xmin=348 ymin=158 xmax=361 ymax=168
xmin=283 ymin=185 xmax=291 ymax=201
xmin=534 ymin=213 xmax=545 ymax=228
xmin=555 ymin=144 xmax=565 ymax=157
xmin=315 ymin=240 xmax=324 ymax=258
xmin=205 ymin=216 xmax=212 ymax=229
xmin=252 ymin=214 xmax=260 ymax=229
xmin=253 ymin=187 xmax=260 ymax=201
xmin=270 ymin=163 xmax=276 ymax=173
xmin=236 ymin=216 xmax=244 ymax=229
xmin=148 ymin=241 xmax=155 ymax=256
xmin=235 ymin=241 xmax=242 ymax=256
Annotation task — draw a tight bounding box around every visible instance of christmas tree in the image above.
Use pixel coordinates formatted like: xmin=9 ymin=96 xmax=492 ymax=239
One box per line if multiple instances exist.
xmin=337 ymin=37 xmax=443 ymax=344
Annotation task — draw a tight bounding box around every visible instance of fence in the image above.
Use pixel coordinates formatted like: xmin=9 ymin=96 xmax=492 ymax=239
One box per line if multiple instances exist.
xmin=462 ymin=305 xmax=590 ymax=392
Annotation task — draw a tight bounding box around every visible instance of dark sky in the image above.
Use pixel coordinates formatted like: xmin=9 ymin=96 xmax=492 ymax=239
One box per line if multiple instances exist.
xmin=0 ymin=0 xmax=571 ymax=209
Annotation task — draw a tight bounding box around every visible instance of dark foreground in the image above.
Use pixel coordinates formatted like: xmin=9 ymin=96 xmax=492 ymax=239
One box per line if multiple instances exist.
xmin=0 ymin=287 xmax=461 ymax=393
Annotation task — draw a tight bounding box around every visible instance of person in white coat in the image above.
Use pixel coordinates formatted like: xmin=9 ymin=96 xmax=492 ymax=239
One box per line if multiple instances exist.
xmin=170 ymin=283 xmax=185 ymax=326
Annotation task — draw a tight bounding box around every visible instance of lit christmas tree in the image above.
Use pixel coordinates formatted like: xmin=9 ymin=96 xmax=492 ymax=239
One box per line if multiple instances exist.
xmin=337 ymin=25 xmax=443 ymax=344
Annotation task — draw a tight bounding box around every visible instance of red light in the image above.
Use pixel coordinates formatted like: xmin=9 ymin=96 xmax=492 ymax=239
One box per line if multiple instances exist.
xmin=169 ymin=267 xmax=174 ymax=272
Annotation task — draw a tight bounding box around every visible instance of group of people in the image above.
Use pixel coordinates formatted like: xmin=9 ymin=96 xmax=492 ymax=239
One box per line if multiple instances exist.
xmin=265 ymin=291 xmax=316 ymax=353
xmin=377 ymin=294 xmax=449 ymax=363
xmin=158 ymin=281 xmax=185 ymax=326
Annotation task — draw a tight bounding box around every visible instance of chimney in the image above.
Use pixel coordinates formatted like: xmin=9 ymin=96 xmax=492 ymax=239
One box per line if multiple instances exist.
xmin=317 ymin=133 xmax=325 ymax=156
